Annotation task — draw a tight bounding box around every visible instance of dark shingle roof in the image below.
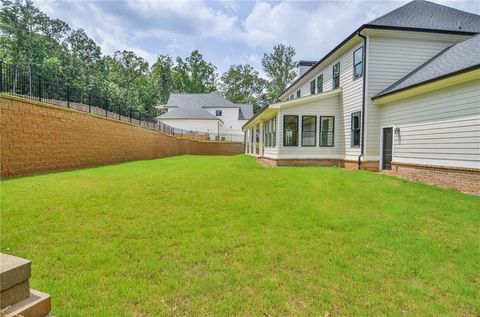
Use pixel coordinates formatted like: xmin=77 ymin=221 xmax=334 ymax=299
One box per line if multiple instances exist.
xmin=157 ymin=107 xmax=219 ymax=120
xmin=166 ymin=92 xmax=234 ymax=108
xmin=375 ymin=34 xmax=480 ymax=98
xmin=237 ymin=104 xmax=254 ymax=120
xmin=367 ymin=0 xmax=480 ymax=33
xmin=158 ymin=92 xmax=254 ymax=120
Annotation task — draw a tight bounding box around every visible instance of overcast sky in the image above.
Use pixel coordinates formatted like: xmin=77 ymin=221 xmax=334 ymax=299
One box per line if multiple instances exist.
xmin=33 ymin=0 xmax=479 ymax=74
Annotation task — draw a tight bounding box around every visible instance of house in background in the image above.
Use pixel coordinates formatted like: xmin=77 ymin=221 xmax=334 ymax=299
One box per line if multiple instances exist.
xmin=156 ymin=92 xmax=253 ymax=141
xmin=243 ymin=0 xmax=480 ymax=194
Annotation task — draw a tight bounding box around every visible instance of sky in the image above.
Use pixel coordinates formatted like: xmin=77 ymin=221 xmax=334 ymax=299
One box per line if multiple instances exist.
xmin=32 ymin=0 xmax=480 ymax=75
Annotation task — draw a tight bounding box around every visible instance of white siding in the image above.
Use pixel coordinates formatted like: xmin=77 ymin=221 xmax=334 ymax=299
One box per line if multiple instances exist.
xmin=291 ymin=42 xmax=365 ymax=160
xmin=276 ymin=95 xmax=345 ymax=159
xmin=366 ymin=32 xmax=471 ymax=159
xmin=379 ymin=80 xmax=480 ymax=169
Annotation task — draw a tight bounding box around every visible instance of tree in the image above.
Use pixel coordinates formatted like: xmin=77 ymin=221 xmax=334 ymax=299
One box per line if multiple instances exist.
xmin=220 ymin=64 xmax=266 ymax=113
xmin=261 ymin=44 xmax=296 ymax=103
xmin=111 ymin=50 xmax=149 ymax=109
xmin=151 ymin=55 xmax=173 ymax=104
xmin=172 ymin=50 xmax=217 ymax=93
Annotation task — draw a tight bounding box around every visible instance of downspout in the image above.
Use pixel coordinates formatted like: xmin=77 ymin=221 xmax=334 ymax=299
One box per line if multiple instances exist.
xmin=357 ymin=31 xmax=367 ymax=169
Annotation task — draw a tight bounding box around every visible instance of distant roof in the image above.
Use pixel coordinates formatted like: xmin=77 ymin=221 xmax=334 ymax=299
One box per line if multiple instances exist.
xmin=375 ymin=34 xmax=480 ymax=98
xmin=157 ymin=92 xmax=254 ymax=120
xmin=166 ymin=92 xmax=234 ymax=107
xmin=280 ymin=0 xmax=480 ymax=99
xmin=157 ymin=107 xmax=220 ymax=120
xmin=366 ymin=0 xmax=480 ymax=34
xmin=237 ymin=104 xmax=254 ymax=120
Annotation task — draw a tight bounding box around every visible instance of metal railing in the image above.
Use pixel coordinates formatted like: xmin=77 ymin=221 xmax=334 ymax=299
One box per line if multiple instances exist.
xmin=0 ymin=61 xmax=242 ymax=142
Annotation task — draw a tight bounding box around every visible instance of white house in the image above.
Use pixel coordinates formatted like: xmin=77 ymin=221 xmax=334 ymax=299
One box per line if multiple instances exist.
xmin=243 ymin=0 xmax=480 ymax=193
xmin=156 ymin=92 xmax=253 ymax=141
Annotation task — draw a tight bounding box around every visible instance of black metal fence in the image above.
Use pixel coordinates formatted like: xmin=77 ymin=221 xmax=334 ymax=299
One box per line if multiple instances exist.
xmin=0 ymin=61 xmax=242 ymax=142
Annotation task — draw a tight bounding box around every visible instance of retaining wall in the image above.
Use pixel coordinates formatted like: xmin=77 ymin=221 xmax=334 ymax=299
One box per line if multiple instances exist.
xmin=0 ymin=95 xmax=243 ymax=177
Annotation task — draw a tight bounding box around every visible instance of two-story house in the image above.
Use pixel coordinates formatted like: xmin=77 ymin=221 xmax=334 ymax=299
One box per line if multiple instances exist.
xmin=157 ymin=92 xmax=253 ymax=141
xmin=243 ymin=0 xmax=480 ymax=193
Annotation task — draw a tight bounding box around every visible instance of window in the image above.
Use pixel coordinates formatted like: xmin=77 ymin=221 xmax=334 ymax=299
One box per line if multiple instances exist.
xmin=316 ymin=74 xmax=323 ymax=93
xmin=319 ymin=116 xmax=334 ymax=147
xmin=333 ymin=62 xmax=340 ymax=89
xmin=302 ymin=116 xmax=317 ymax=147
xmin=215 ymin=110 xmax=222 ymax=116
xmin=272 ymin=117 xmax=276 ymax=147
xmin=290 ymin=94 xmax=294 ymax=100
xmin=310 ymin=80 xmax=316 ymax=95
xmin=264 ymin=121 xmax=269 ymax=147
xmin=283 ymin=115 xmax=298 ymax=146
xmin=296 ymin=90 xmax=301 ymax=98
xmin=264 ymin=117 xmax=277 ymax=147
xmin=353 ymin=46 xmax=363 ymax=79
xmin=351 ymin=112 xmax=361 ymax=147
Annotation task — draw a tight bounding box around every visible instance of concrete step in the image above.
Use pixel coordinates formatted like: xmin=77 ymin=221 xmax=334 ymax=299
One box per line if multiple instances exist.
xmin=1 ymin=280 xmax=30 ymax=309
xmin=0 ymin=254 xmax=31 ymax=291
xmin=2 ymin=289 xmax=51 ymax=317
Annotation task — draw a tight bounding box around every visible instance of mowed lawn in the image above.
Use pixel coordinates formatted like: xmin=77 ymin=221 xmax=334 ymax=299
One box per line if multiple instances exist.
xmin=1 ymin=155 xmax=479 ymax=316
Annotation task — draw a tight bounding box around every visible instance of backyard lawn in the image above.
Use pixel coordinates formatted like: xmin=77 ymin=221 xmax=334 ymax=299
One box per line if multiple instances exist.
xmin=1 ymin=155 xmax=479 ymax=316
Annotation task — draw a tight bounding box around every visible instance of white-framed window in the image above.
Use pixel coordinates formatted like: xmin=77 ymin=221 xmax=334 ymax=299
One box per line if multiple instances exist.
xmin=216 ymin=110 xmax=222 ymax=116
xmin=310 ymin=80 xmax=316 ymax=95
xmin=317 ymin=74 xmax=323 ymax=93
xmin=296 ymin=90 xmax=301 ymax=98
xmin=333 ymin=62 xmax=340 ymax=89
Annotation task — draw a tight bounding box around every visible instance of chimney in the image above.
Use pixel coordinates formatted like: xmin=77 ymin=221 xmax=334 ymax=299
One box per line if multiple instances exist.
xmin=296 ymin=60 xmax=317 ymax=79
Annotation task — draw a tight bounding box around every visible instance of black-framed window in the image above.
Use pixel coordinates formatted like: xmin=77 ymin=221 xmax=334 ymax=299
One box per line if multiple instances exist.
xmin=289 ymin=94 xmax=294 ymax=100
xmin=296 ymin=90 xmax=301 ymax=98
xmin=351 ymin=111 xmax=361 ymax=147
xmin=333 ymin=62 xmax=340 ymax=89
xmin=319 ymin=116 xmax=334 ymax=147
xmin=310 ymin=80 xmax=316 ymax=95
xmin=283 ymin=115 xmax=298 ymax=146
xmin=353 ymin=46 xmax=363 ymax=79
xmin=302 ymin=116 xmax=317 ymax=147
xmin=317 ymin=74 xmax=323 ymax=93
xmin=216 ymin=110 xmax=222 ymax=116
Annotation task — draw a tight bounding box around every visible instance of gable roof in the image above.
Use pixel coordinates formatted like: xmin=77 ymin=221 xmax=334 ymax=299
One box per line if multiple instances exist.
xmin=374 ymin=34 xmax=480 ymax=98
xmin=280 ymin=0 xmax=480 ymax=99
xmin=366 ymin=0 xmax=480 ymax=34
xmin=158 ymin=92 xmax=254 ymax=121
xmin=157 ymin=107 xmax=220 ymax=120
xmin=166 ymin=92 xmax=234 ymax=108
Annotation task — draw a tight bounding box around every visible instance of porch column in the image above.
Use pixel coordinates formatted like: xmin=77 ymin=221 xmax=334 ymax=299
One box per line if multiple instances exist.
xmin=259 ymin=120 xmax=264 ymax=157
xmin=252 ymin=125 xmax=257 ymax=155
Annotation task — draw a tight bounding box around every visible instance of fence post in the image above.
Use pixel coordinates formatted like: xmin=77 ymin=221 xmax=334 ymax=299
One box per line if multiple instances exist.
xmin=38 ymin=75 xmax=42 ymax=102
xmin=118 ymin=105 xmax=121 ymax=120
xmin=88 ymin=94 xmax=91 ymax=112
xmin=67 ymin=85 xmax=70 ymax=108
xmin=0 ymin=61 xmax=3 ymax=93
xmin=105 ymin=99 xmax=108 ymax=117
xmin=129 ymin=108 xmax=132 ymax=123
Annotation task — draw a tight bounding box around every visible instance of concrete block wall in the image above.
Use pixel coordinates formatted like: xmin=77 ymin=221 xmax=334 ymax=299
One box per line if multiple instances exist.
xmin=0 ymin=95 xmax=244 ymax=178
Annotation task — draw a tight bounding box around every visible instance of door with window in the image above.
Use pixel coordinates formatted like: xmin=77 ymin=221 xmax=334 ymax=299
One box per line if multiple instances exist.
xmin=382 ymin=127 xmax=393 ymax=170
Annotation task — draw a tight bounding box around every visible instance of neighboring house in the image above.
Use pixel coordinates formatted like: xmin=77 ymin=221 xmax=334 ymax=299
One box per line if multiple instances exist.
xmin=156 ymin=92 xmax=253 ymax=141
xmin=243 ymin=0 xmax=480 ymax=193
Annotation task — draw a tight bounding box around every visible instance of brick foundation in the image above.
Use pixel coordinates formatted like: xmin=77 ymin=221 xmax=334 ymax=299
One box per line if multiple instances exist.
xmin=391 ymin=162 xmax=480 ymax=195
xmin=0 ymin=95 xmax=244 ymax=178
xmin=257 ymin=157 xmax=379 ymax=170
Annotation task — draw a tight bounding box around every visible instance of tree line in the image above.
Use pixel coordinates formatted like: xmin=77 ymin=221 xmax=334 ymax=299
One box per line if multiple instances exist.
xmin=0 ymin=0 xmax=298 ymax=117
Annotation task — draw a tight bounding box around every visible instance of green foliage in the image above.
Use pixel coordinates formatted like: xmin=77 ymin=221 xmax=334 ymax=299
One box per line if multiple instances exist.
xmin=0 ymin=0 xmax=302 ymax=117
xmin=220 ymin=64 xmax=267 ymax=113
xmin=261 ymin=44 xmax=297 ymax=103
xmin=1 ymin=155 xmax=479 ymax=315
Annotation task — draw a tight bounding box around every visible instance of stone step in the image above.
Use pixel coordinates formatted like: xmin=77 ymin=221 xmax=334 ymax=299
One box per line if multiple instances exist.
xmin=2 ymin=289 xmax=51 ymax=317
xmin=0 ymin=253 xmax=31 ymax=291
xmin=1 ymin=280 xmax=30 ymax=309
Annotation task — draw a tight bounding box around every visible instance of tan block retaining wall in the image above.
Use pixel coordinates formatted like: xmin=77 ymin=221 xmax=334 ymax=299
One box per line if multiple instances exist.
xmin=0 ymin=95 xmax=243 ymax=178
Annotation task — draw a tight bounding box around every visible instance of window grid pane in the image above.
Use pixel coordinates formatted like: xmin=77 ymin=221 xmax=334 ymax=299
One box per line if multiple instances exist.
xmin=283 ymin=115 xmax=298 ymax=146
xmin=302 ymin=116 xmax=316 ymax=147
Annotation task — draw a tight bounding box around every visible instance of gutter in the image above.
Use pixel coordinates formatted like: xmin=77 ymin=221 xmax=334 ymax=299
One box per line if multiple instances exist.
xmin=357 ymin=31 xmax=367 ymax=170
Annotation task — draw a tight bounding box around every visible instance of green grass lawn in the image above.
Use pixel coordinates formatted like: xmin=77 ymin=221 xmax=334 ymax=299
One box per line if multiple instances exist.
xmin=1 ymin=155 xmax=479 ymax=316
